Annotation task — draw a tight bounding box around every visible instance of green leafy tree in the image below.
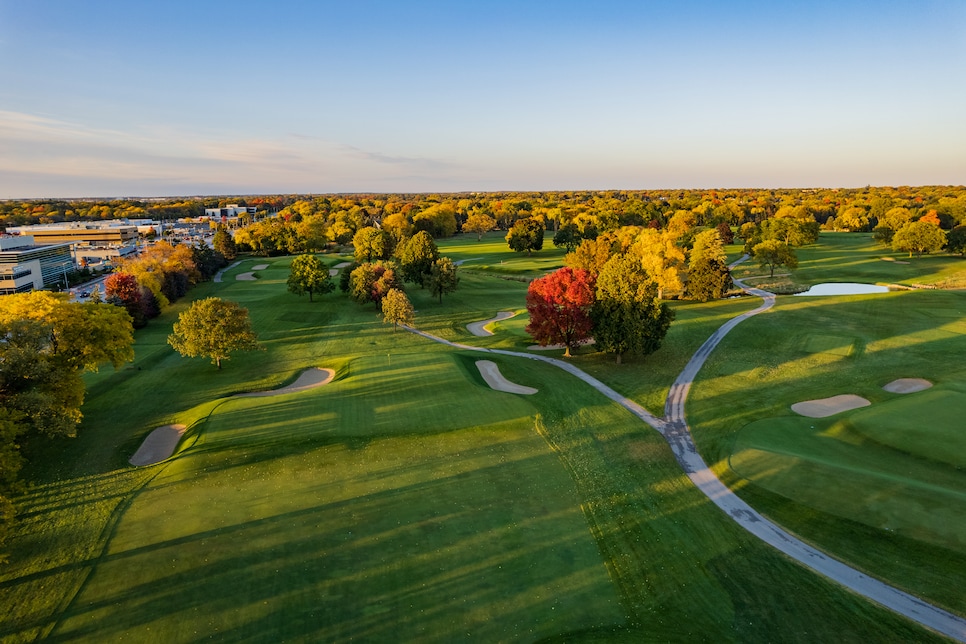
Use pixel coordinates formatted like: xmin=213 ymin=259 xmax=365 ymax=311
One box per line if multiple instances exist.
xmin=212 ymin=225 xmax=237 ymax=260
xmin=0 ymin=297 xmax=136 ymax=560
xmin=685 ymin=229 xmax=733 ymax=302
xmin=381 ymin=288 xmax=415 ymax=332
xmin=413 ymin=204 xmax=458 ymax=238
xmin=752 ymin=239 xmax=798 ymax=277
xmin=426 ymin=257 xmax=459 ymax=303
xmin=506 ymin=217 xmax=545 ymax=256
xmin=761 ymin=217 xmax=819 ymax=246
xmin=287 ymin=254 xmax=334 ymax=302
xmin=168 ymin=297 xmax=261 ymax=369
xmin=398 ymin=231 xmax=439 ymax=286
xmin=591 ymin=254 xmax=674 ymax=364
xmin=873 ymin=225 xmax=895 ymax=246
xmin=552 ymin=223 xmax=582 ymax=252
xmin=352 ymin=226 xmax=389 ymax=263
xmin=891 ymin=220 xmax=947 ymax=258
xmin=0 ymin=291 xmax=134 ymax=373
xmin=946 ymin=225 xmax=966 ymax=256
xmin=463 ymin=213 xmax=496 ymax=240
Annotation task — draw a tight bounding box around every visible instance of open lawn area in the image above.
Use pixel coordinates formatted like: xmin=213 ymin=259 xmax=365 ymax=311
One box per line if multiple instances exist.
xmin=1 ymin=237 xmax=961 ymax=642
xmin=731 ymin=231 xmax=966 ymax=292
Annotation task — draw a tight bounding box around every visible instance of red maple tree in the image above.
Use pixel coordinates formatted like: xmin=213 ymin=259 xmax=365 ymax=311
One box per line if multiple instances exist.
xmin=525 ymin=267 xmax=595 ymax=357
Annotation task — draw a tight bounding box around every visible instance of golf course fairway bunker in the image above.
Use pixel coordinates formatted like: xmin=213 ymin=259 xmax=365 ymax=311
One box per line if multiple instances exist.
xmin=475 ymin=360 xmax=537 ymax=395
xmin=791 ymin=394 xmax=871 ymax=418
xmin=130 ymin=368 xmax=335 ymax=465
xmin=129 ymin=424 xmax=187 ymax=466
xmin=883 ymin=378 xmax=933 ymax=393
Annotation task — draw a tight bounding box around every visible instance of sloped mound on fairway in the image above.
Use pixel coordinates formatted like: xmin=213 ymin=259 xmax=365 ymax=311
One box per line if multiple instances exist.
xmin=730 ymin=416 xmax=966 ymax=553
xmin=849 ymin=388 xmax=966 ymax=470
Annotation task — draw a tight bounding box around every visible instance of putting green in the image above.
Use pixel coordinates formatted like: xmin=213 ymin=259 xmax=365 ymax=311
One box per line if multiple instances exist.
xmin=730 ymin=414 xmax=966 ymax=553
xmin=849 ymin=389 xmax=966 ymax=469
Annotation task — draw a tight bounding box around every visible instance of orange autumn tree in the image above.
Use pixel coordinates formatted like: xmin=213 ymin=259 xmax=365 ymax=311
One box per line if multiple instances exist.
xmin=525 ymin=267 xmax=595 ymax=357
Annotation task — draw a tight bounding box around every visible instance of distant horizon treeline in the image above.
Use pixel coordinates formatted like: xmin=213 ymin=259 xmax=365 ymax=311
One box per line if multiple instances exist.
xmin=2 ymin=186 xmax=966 ymax=232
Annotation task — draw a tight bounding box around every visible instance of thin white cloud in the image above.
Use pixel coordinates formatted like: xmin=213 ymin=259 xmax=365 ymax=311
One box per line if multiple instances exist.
xmin=0 ymin=110 xmax=470 ymax=197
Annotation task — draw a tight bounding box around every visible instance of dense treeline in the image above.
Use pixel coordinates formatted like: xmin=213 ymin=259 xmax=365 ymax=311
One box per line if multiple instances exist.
xmin=4 ymin=187 xmax=965 ymax=234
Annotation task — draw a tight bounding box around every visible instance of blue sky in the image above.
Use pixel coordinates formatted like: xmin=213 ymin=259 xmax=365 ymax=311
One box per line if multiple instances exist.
xmin=1 ymin=0 xmax=964 ymax=197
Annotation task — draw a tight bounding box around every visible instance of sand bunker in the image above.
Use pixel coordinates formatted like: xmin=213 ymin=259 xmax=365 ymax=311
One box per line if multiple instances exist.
xmin=251 ymin=264 xmax=269 ymax=270
xmin=329 ymin=262 xmax=352 ymax=277
xmin=467 ymin=311 xmax=516 ymax=337
xmin=237 ymin=367 xmax=335 ymax=398
xmin=881 ymin=257 xmax=910 ymax=265
xmin=476 ymin=360 xmax=537 ymax=395
xmin=129 ymin=424 xmax=187 ymax=466
xmin=236 ymin=272 xmax=256 ymax=281
xmin=791 ymin=394 xmax=871 ymax=418
xmin=131 ymin=368 xmax=335 ymax=466
xmin=883 ymin=378 xmax=932 ymax=394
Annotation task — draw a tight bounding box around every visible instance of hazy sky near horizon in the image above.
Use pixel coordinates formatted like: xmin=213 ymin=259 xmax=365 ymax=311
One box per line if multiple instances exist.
xmin=1 ymin=0 xmax=964 ymax=198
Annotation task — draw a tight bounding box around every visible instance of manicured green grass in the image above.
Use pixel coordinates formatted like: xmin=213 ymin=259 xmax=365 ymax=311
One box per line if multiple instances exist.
xmin=687 ymin=286 xmax=966 ymax=615
xmin=732 ymin=232 xmax=966 ymax=292
xmin=0 ymin=241 xmax=956 ymax=642
xmin=847 ymin=389 xmax=966 ymax=469
xmin=437 ymin=230 xmax=568 ymax=279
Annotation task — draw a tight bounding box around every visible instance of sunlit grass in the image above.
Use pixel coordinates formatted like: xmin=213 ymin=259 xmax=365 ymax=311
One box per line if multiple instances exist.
xmin=1 ymin=238 xmax=955 ymax=642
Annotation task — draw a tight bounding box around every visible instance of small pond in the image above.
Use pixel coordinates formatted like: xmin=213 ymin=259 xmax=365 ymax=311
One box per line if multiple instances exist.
xmin=794 ymin=282 xmax=890 ymax=296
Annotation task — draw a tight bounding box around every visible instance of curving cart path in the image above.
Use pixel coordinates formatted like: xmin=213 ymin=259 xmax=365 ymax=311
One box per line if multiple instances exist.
xmin=405 ymin=257 xmax=966 ymax=642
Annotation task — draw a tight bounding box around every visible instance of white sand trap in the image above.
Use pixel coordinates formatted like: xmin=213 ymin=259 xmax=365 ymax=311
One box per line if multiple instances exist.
xmin=237 ymin=367 xmax=335 ymax=398
xmin=129 ymin=424 xmax=187 ymax=466
xmin=131 ymin=368 xmax=335 ymax=466
xmin=251 ymin=264 xmax=269 ymax=270
xmin=476 ymin=360 xmax=537 ymax=395
xmin=883 ymin=378 xmax=932 ymax=394
xmin=528 ymin=338 xmax=596 ymax=351
xmin=236 ymin=271 xmax=256 ymax=281
xmin=467 ymin=311 xmax=516 ymax=336
xmin=329 ymin=269 xmax=339 ymax=276
xmin=881 ymin=257 xmax=910 ymax=265
xmin=791 ymin=394 xmax=871 ymax=418
xmin=334 ymin=261 xmax=352 ymax=269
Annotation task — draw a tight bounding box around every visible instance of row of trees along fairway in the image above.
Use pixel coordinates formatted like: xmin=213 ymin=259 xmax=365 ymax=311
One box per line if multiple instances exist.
xmin=0 ymin=292 xmax=135 ymax=559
